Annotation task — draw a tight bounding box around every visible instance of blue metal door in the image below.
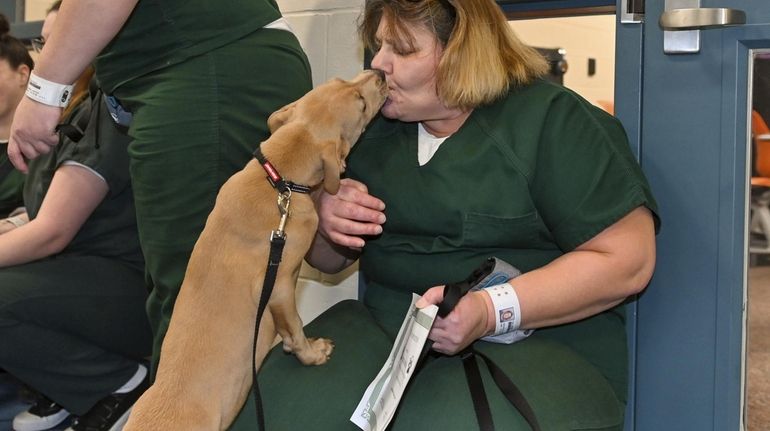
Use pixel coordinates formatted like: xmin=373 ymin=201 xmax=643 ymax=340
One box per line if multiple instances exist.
xmin=498 ymin=0 xmax=770 ymax=428
xmin=624 ymin=1 xmax=770 ymax=430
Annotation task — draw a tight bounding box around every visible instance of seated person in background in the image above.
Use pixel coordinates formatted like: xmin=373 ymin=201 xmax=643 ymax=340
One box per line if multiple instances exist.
xmin=0 ymin=3 xmax=152 ymax=431
xmin=0 ymin=14 xmax=32 ymax=218
xmin=244 ymin=1 xmax=660 ymax=430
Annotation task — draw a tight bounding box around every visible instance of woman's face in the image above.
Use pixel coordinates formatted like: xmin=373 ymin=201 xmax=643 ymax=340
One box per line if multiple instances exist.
xmin=370 ymin=15 xmax=444 ymax=123
xmin=0 ymin=59 xmax=28 ymax=119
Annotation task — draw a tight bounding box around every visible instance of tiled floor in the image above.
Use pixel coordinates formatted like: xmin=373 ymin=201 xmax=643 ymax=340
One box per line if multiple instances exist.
xmin=747 ymin=262 xmax=770 ymax=431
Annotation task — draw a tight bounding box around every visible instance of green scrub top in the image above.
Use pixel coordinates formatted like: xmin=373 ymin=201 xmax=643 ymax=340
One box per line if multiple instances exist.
xmin=346 ymin=79 xmax=660 ymax=400
xmin=95 ymin=0 xmax=283 ymax=94
xmin=349 ymin=78 xmax=658 ymax=296
xmin=0 ymin=143 xmax=24 ymax=216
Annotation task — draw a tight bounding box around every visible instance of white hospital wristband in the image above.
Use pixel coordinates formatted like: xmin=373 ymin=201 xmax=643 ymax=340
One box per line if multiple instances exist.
xmin=481 ymin=282 xmax=533 ymax=344
xmin=25 ymin=72 xmax=74 ymax=108
xmin=485 ymin=282 xmax=522 ymax=336
xmin=4 ymin=215 xmax=27 ymax=228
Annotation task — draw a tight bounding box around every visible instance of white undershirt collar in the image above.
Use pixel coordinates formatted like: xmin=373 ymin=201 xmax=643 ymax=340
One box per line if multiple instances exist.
xmin=417 ymin=122 xmax=451 ymax=166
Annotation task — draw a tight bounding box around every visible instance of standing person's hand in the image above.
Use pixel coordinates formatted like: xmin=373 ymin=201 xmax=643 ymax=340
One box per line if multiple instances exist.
xmin=8 ymin=97 xmax=62 ymax=173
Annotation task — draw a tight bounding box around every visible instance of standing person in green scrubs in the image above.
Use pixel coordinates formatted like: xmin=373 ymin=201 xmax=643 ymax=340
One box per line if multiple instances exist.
xmin=255 ymin=0 xmax=660 ymax=430
xmin=7 ymin=0 xmax=313 ymax=421
xmin=0 ymin=15 xmax=32 ymax=218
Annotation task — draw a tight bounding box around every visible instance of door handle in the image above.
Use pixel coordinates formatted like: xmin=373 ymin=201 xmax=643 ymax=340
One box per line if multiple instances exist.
xmin=660 ymin=8 xmax=746 ymax=30
xmin=661 ymin=0 xmax=746 ymax=54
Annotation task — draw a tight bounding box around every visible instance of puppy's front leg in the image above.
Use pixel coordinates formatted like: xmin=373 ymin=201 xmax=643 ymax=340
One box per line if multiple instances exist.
xmin=269 ymin=271 xmax=334 ymax=365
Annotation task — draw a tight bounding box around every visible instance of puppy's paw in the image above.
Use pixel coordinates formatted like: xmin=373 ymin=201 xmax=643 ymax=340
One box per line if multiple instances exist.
xmin=297 ymin=337 xmax=334 ymax=366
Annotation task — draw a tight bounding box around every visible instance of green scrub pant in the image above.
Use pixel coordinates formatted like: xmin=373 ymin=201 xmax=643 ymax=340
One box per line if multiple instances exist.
xmin=245 ymin=300 xmax=626 ymax=431
xmin=0 ymin=256 xmax=151 ymax=415
xmin=112 ymin=28 xmax=312 ymax=379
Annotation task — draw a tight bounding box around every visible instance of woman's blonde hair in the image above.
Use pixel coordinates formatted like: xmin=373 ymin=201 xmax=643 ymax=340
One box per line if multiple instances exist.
xmin=359 ymin=0 xmax=547 ymax=110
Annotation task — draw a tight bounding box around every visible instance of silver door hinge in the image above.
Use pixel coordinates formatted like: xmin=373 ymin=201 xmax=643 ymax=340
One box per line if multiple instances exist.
xmin=621 ymin=0 xmax=644 ymax=24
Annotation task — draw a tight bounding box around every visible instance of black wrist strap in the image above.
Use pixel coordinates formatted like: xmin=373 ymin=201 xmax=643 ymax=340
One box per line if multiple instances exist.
xmin=428 ymin=258 xmax=542 ymax=431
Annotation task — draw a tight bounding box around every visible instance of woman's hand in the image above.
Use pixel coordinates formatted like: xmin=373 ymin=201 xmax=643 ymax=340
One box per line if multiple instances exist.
xmin=8 ymin=97 xmax=62 ymax=173
xmin=316 ymin=178 xmax=386 ymax=249
xmin=417 ymin=286 xmax=495 ymax=355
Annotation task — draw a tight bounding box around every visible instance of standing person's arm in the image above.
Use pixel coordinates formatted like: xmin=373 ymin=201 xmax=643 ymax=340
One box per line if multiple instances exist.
xmin=7 ymin=0 xmax=138 ymax=172
xmin=0 ymin=165 xmax=107 ymax=267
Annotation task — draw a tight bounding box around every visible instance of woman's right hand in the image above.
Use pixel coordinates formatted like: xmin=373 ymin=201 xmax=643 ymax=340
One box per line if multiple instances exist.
xmin=316 ymin=178 xmax=386 ymax=249
xmin=8 ymin=97 xmax=62 ymax=173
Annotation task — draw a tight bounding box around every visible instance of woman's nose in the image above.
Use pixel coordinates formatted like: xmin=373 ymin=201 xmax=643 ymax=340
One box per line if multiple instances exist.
xmin=370 ymin=48 xmax=388 ymax=72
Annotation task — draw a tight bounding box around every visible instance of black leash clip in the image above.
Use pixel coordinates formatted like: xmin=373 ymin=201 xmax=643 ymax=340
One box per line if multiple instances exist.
xmin=271 ymin=190 xmax=291 ymax=241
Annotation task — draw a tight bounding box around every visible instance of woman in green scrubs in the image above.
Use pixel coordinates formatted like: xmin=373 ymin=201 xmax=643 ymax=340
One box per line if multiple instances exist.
xmin=256 ymin=1 xmax=660 ymax=430
xmin=0 ymin=75 xmax=152 ymax=431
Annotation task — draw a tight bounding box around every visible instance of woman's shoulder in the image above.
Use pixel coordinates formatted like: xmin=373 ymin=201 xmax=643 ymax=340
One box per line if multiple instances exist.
xmin=56 ymin=90 xmax=133 ymax=187
xmin=476 ymin=79 xmax=620 ymax=135
xmin=498 ymin=79 xmax=596 ymax=113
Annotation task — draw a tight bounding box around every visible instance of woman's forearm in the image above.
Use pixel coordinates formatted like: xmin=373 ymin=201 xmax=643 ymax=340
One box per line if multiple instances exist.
xmin=0 ymin=165 xmax=108 ymax=267
xmin=34 ymin=0 xmax=138 ymax=84
xmin=305 ymin=232 xmax=361 ymax=274
xmin=514 ymin=206 xmax=656 ymax=329
xmin=0 ymin=218 xmax=70 ymax=267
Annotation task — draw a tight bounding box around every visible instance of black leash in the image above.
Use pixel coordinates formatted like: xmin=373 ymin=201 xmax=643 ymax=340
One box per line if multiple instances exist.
xmin=428 ymin=258 xmax=542 ymax=431
xmin=252 ymin=230 xmax=284 ymax=431
xmin=250 ymin=147 xmax=310 ymax=430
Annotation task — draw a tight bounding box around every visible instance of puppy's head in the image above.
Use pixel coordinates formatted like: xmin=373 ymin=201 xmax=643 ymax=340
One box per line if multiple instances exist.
xmin=267 ymin=70 xmax=387 ymax=193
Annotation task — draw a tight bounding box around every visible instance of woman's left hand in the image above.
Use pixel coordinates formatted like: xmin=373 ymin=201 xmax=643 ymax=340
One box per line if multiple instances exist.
xmin=417 ymin=286 xmax=494 ymax=355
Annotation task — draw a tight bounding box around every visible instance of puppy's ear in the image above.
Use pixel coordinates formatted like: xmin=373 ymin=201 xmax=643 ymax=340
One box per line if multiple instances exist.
xmin=267 ymin=101 xmax=297 ymax=133
xmin=321 ymin=139 xmax=345 ymax=194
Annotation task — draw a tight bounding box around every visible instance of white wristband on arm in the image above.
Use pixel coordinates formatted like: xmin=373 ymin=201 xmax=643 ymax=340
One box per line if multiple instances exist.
xmin=481 ymin=282 xmax=534 ymax=344
xmin=4 ymin=215 xmax=27 ymax=228
xmin=25 ymin=71 xmax=74 ymax=108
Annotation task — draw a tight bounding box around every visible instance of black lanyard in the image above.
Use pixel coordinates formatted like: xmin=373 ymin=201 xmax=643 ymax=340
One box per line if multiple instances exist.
xmin=422 ymin=258 xmax=542 ymax=431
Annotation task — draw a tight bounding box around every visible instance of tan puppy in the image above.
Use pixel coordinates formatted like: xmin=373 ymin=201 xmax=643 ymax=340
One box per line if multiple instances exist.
xmin=123 ymin=70 xmax=387 ymax=431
